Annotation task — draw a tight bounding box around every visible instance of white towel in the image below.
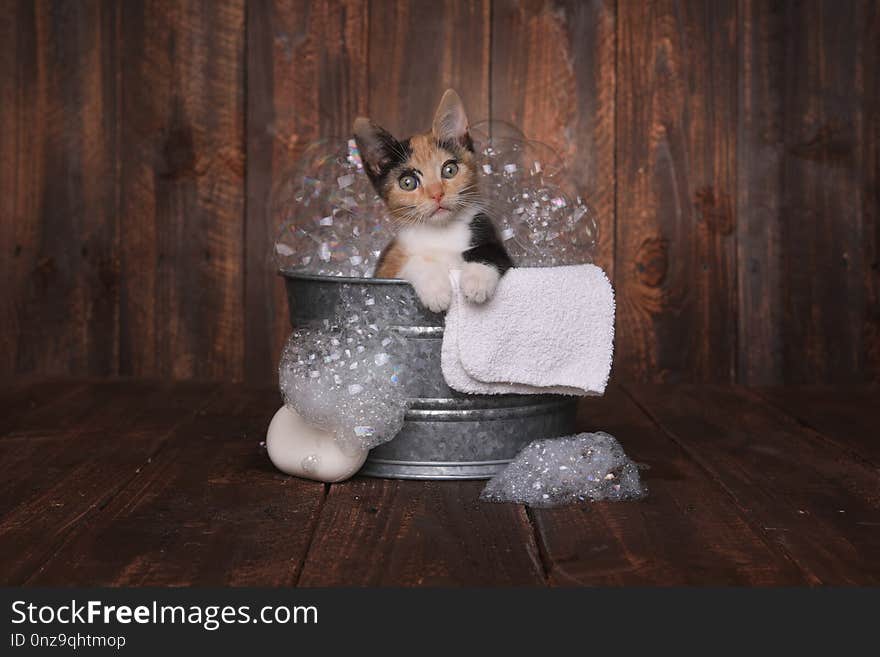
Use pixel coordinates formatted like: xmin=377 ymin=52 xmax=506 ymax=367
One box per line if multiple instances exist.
xmin=441 ymin=265 xmax=614 ymax=396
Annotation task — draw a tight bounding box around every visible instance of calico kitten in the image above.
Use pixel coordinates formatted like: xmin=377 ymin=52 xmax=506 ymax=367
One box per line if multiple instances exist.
xmin=353 ymin=89 xmax=513 ymax=312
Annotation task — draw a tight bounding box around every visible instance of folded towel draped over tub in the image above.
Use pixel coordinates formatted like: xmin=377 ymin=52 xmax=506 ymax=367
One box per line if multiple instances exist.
xmin=440 ymin=264 xmax=615 ymax=396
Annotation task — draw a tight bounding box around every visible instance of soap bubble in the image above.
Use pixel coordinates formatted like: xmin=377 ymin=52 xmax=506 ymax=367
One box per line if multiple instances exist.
xmin=472 ymin=129 xmax=598 ymax=267
xmin=273 ymin=138 xmax=393 ymax=277
xmin=481 ymin=432 xmax=646 ymax=507
xmin=300 ymin=454 xmax=320 ymax=475
xmin=278 ymin=284 xmax=411 ymax=452
xmin=272 ymin=122 xmax=598 ymax=277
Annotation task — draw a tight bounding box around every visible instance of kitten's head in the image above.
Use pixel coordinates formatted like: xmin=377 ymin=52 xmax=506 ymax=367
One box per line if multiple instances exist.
xmin=353 ymin=89 xmax=479 ymax=226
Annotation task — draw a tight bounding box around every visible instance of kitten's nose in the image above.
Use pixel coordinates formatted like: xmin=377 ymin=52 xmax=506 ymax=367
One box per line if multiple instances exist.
xmin=427 ymin=185 xmax=444 ymax=202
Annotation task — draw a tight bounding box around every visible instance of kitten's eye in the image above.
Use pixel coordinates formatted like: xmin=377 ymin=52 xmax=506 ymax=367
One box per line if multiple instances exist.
xmin=441 ymin=160 xmax=459 ymax=179
xmin=398 ymin=174 xmax=418 ymax=191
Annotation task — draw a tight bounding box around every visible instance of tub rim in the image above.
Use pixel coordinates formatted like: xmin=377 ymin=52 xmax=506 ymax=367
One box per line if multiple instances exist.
xmin=279 ymin=267 xmax=407 ymax=285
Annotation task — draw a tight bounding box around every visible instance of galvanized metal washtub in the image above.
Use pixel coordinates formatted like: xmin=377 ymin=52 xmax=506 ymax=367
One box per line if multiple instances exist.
xmin=281 ymin=269 xmax=578 ymax=480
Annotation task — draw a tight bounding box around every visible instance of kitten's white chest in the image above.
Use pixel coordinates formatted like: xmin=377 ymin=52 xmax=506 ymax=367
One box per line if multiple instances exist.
xmin=398 ymin=220 xmax=471 ymax=268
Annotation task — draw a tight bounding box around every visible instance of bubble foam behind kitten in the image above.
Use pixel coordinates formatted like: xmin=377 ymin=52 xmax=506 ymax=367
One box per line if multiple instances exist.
xmin=481 ymin=432 xmax=646 ymax=507
xmin=273 ymin=124 xmax=599 ymax=277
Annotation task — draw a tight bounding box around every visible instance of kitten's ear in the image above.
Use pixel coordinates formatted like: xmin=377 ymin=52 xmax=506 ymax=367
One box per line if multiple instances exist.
xmin=432 ymin=89 xmax=472 ymax=149
xmin=353 ymin=117 xmax=398 ymax=186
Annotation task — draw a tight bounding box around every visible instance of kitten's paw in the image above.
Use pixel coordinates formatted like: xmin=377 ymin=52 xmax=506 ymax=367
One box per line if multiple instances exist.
xmin=460 ymin=263 xmax=500 ymax=304
xmin=413 ymin=275 xmax=452 ymax=313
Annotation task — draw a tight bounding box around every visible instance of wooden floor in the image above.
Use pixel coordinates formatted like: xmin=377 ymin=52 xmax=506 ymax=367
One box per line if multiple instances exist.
xmin=2 ymin=379 xmax=877 ymax=586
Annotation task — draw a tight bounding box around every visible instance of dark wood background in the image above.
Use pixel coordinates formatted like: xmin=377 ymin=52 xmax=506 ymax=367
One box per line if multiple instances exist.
xmin=1 ymin=0 xmax=877 ymax=385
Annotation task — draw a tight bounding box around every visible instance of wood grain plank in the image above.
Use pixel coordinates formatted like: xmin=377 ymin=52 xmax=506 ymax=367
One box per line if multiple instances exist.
xmin=738 ymin=0 xmax=880 ymax=384
xmin=0 ymin=380 xmax=209 ymax=584
xmin=0 ymin=381 xmax=166 ymax=520
xmin=530 ymin=385 xmax=804 ymax=586
xmin=778 ymin=0 xmax=877 ymax=383
xmin=0 ymin=380 xmax=87 ymax=437
xmin=117 ymin=0 xmax=245 ymax=381
xmin=615 ymin=0 xmax=738 ymax=383
xmin=0 ymin=379 xmax=156 ymax=440
xmin=626 ymin=384 xmax=880 ymax=585
xmin=367 ymin=0 xmax=490 ymax=138
xmin=754 ymin=386 xmax=880 ymax=467
xmin=28 ymin=386 xmax=324 ymax=586
xmin=491 ymin=0 xmax=616 ymax=273
xmin=736 ymin=0 xmax=785 ymax=384
xmin=861 ymin=3 xmax=880 ymax=380
xmin=298 ymin=478 xmax=544 ymax=586
xmin=0 ymin=0 xmax=120 ymax=378
xmin=245 ymin=0 xmax=369 ymax=384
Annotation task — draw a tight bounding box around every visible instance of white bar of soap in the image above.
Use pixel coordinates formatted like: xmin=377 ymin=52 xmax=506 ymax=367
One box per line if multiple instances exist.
xmin=266 ymin=406 xmax=368 ymax=483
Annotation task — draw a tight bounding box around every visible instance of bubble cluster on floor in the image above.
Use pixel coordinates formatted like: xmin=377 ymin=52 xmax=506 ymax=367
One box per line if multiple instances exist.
xmin=481 ymin=432 xmax=646 ymax=507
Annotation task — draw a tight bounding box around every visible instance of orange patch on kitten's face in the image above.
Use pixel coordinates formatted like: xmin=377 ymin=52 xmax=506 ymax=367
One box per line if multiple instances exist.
xmin=385 ymin=134 xmax=477 ymax=226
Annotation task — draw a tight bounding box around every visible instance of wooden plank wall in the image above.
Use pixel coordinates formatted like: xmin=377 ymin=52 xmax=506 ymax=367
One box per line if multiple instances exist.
xmin=1 ymin=0 xmax=877 ymax=385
